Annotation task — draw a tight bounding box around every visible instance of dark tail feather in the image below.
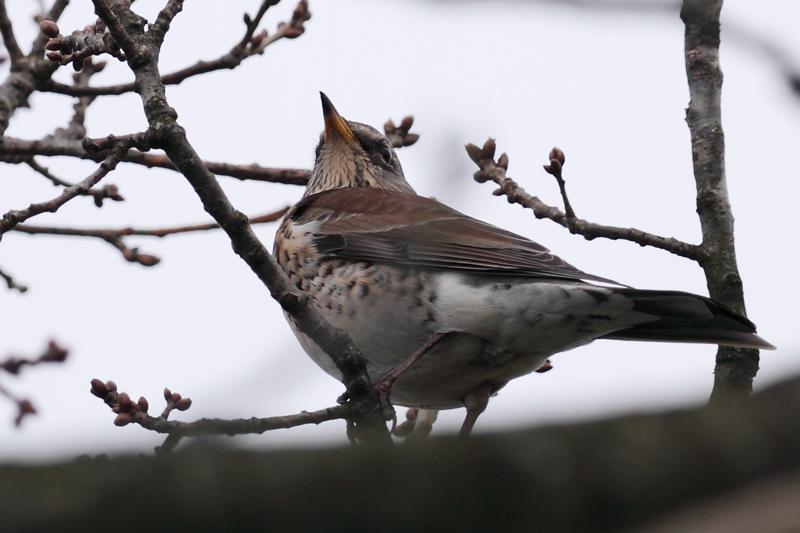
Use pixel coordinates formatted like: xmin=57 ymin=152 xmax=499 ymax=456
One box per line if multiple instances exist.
xmin=601 ymin=289 xmax=775 ymax=350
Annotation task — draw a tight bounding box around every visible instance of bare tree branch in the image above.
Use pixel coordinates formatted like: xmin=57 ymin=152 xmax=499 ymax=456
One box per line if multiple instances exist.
xmin=466 ymin=139 xmax=703 ymax=260
xmin=13 ymin=207 xmax=289 ymax=267
xmin=89 ymin=378 xmax=349 ymax=454
xmin=0 ymin=141 xmax=133 ymax=236
xmin=89 ymin=0 xmax=390 ymax=443
xmin=25 ymin=158 xmax=124 ymax=207
xmin=0 ymin=0 xmax=23 ymax=64
xmin=0 ymin=340 xmax=68 ymax=426
xmin=0 ymin=137 xmax=312 ymax=185
xmin=681 ymin=0 xmax=759 ymax=400
xmin=0 ymin=265 xmax=27 ymax=293
xmin=41 ymin=0 xmax=311 ymax=97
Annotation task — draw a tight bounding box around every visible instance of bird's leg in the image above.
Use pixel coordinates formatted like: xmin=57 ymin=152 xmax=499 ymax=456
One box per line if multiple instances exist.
xmin=373 ymin=332 xmax=447 ymax=428
xmin=459 ymin=383 xmax=494 ymax=437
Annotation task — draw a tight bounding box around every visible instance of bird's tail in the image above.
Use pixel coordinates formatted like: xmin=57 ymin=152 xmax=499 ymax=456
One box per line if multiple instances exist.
xmin=601 ymin=289 xmax=775 ymax=350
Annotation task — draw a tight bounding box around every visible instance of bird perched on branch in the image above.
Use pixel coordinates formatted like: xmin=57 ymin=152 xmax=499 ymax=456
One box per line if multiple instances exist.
xmin=274 ymin=93 xmax=773 ymax=436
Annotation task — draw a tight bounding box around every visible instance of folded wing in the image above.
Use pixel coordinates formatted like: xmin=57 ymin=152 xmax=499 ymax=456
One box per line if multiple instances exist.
xmin=292 ymin=188 xmax=619 ymax=284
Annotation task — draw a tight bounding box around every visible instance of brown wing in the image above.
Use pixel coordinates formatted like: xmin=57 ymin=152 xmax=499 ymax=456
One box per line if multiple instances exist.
xmin=292 ymin=188 xmax=620 ymax=284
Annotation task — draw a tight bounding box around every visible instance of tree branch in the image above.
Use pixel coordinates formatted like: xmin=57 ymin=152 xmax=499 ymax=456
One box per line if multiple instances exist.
xmin=0 ymin=141 xmax=131 ymax=237
xmin=13 ymin=207 xmax=289 ymax=267
xmin=0 ymin=0 xmax=23 ymax=64
xmin=0 ymin=265 xmax=27 ymax=293
xmin=40 ymin=0 xmax=311 ymax=97
xmin=90 ymin=0 xmax=389 ymax=443
xmin=0 ymin=340 xmax=68 ymax=427
xmin=466 ymin=139 xmax=703 ymax=260
xmin=0 ymin=136 xmax=312 ymax=185
xmin=681 ymin=0 xmax=758 ymax=400
xmin=89 ymin=378 xmax=349 ymax=454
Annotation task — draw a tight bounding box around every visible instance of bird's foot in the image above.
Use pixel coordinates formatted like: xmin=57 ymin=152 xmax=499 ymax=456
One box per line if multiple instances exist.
xmin=535 ymin=359 xmax=554 ymax=373
xmin=392 ymin=408 xmax=418 ymax=437
xmin=393 ymin=408 xmax=438 ymax=441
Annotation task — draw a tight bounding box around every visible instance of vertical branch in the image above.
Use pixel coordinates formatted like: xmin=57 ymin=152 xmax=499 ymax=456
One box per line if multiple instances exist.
xmin=0 ymin=0 xmax=23 ymax=64
xmin=681 ymin=0 xmax=758 ymax=401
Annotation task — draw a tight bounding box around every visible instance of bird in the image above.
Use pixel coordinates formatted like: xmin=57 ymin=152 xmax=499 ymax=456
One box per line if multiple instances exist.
xmin=274 ymin=93 xmax=774 ymax=436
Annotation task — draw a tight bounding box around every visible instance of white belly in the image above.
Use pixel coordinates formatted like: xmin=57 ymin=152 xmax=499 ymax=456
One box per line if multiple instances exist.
xmin=284 ymin=271 xmax=648 ymax=409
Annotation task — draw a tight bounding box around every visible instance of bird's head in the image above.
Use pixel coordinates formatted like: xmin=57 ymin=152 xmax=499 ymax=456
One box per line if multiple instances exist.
xmin=305 ymin=93 xmax=413 ymax=196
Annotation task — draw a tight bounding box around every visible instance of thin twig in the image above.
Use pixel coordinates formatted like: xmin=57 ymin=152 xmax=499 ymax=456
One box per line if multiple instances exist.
xmin=0 ymin=266 xmax=28 ymax=293
xmin=1 ymin=340 xmax=68 ymax=427
xmin=13 ymin=207 xmax=289 ymax=266
xmin=0 ymin=137 xmax=311 ymax=185
xmin=0 ymin=0 xmax=23 ymax=64
xmin=41 ymin=0 xmax=310 ymax=97
xmin=25 ymin=158 xmax=124 ymax=207
xmin=466 ymin=139 xmax=703 ymax=260
xmin=93 ymin=0 xmax=389 ymax=443
xmin=0 ymin=143 xmax=129 ymax=236
xmin=89 ymin=378 xmax=349 ymax=454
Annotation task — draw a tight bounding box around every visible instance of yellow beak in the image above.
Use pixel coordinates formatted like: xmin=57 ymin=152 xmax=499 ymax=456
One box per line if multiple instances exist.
xmin=320 ymin=92 xmax=355 ymax=143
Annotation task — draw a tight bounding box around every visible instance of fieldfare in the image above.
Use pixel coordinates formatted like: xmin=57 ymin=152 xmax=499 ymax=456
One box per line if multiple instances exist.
xmin=274 ymin=93 xmax=773 ymax=435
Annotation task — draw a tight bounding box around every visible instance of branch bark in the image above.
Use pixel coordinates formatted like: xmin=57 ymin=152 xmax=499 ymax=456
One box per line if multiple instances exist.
xmin=681 ymin=0 xmax=758 ymax=401
xmin=466 ymin=139 xmax=703 ymax=260
xmin=0 ymin=0 xmax=23 ymax=64
xmin=88 ymin=0 xmax=389 ymax=443
xmin=0 ymin=142 xmax=130 ymax=236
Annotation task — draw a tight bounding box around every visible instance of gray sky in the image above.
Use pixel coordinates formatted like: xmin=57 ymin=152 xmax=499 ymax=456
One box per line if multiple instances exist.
xmin=1 ymin=0 xmax=799 ymax=458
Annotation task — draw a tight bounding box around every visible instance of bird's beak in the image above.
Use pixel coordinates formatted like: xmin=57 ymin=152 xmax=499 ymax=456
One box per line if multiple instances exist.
xmin=320 ymin=92 xmax=355 ymax=143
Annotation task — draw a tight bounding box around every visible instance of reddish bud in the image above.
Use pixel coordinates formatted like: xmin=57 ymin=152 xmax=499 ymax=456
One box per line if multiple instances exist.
xmin=548 ymin=147 xmax=565 ymax=166
xmin=39 ymin=20 xmax=60 ymax=38
xmin=45 ymin=38 xmax=63 ymax=51
xmin=15 ymin=400 xmax=37 ymax=427
xmin=114 ymin=413 xmax=133 ymax=426
xmin=43 ymin=340 xmax=68 ymax=362
xmin=543 ymin=159 xmax=562 ymax=175
xmin=175 ymin=398 xmax=192 ymax=411
xmin=169 ymin=392 xmax=182 ymax=404
xmin=137 ymin=397 xmax=149 ymax=413
xmin=46 ymin=51 xmax=62 ymax=62
xmin=163 ymin=388 xmax=172 ymax=402
xmin=497 ymin=153 xmax=509 ymax=171
xmin=283 ymin=26 xmax=304 ymax=39
xmin=250 ymin=30 xmax=268 ymax=48
xmin=105 ymin=380 xmax=117 ymax=392
xmin=90 ymin=378 xmax=108 ymax=397
xmin=117 ymin=392 xmax=133 ymax=412
xmin=136 ymin=254 xmax=160 ymax=267
xmin=400 ymin=116 xmax=414 ymax=131
xmin=403 ymin=133 xmax=420 ymax=146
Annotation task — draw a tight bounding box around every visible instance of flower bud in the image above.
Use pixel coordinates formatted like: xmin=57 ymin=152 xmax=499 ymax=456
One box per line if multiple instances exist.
xmin=39 ymin=20 xmax=60 ymax=38
xmin=548 ymin=147 xmax=565 ymax=165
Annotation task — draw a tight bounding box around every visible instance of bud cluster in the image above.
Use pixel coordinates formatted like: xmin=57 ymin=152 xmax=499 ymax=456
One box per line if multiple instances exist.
xmin=89 ymin=379 xmax=192 ymax=427
xmin=384 ymin=116 xmax=420 ymax=148
xmin=40 ymin=19 xmax=124 ymax=72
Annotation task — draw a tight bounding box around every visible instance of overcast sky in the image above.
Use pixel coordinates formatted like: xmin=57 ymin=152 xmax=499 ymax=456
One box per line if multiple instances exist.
xmin=1 ymin=0 xmax=799 ymax=459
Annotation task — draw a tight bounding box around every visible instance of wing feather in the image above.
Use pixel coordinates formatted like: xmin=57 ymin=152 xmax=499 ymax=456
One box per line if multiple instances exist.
xmin=293 ymin=188 xmax=619 ymax=284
